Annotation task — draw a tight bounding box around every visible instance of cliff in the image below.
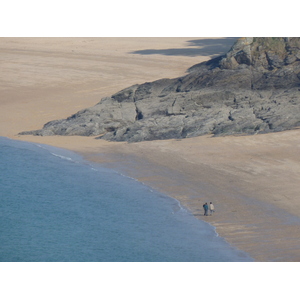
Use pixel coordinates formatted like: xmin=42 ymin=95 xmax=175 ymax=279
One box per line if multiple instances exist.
xmin=20 ymin=37 xmax=300 ymax=142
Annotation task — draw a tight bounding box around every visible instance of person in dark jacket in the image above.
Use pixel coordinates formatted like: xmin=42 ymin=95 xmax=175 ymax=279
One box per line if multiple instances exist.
xmin=203 ymin=203 xmax=209 ymax=216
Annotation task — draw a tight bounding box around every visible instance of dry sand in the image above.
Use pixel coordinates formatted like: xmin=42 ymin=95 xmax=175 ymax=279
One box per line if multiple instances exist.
xmin=1 ymin=37 xmax=300 ymax=261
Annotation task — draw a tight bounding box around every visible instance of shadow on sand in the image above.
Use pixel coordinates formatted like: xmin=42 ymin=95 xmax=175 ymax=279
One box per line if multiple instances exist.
xmin=130 ymin=37 xmax=238 ymax=57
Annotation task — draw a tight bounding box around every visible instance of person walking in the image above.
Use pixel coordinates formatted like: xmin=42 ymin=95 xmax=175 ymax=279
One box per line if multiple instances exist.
xmin=209 ymin=202 xmax=215 ymax=216
xmin=203 ymin=202 xmax=209 ymax=216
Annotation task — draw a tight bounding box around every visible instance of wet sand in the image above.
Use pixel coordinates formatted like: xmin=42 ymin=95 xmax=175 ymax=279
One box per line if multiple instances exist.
xmin=1 ymin=37 xmax=300 ymax=261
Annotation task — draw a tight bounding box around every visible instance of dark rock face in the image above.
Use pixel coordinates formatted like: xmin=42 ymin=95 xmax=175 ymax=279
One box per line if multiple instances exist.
xmin=20 ymin=37 xmax=300 ymax=142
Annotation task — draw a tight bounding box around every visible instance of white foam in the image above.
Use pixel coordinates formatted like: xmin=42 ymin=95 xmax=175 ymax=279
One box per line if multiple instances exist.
xmin=34 ymin=143 xmax=81 ymax=164
xmin=50 ymin=152 xmax=73 ymax=161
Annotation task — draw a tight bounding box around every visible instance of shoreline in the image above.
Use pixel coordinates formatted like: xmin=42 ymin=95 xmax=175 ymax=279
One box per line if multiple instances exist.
xmin=1 ymin=134 xmax=254 ymax=262
xmin=2 ymin=37 xmax=300 ymax=261
xmin=10 ymin=131 xmax=300 ymax=262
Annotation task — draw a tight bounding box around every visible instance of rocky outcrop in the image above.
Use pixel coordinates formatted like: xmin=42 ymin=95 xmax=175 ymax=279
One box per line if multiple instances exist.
xmin=20 ymin=38 xmax=300 ymax=142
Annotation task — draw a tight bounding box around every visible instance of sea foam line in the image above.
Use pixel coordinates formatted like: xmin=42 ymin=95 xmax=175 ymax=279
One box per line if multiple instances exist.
xmin=34 ymin=143 xmax=80 ymax=163
xmin=50 ymin=152 xmax=73 ymax=161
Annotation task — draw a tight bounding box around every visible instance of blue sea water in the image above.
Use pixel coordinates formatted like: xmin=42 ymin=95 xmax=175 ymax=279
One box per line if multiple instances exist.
xmin=0 ymin=137 xmax=253 ymax=262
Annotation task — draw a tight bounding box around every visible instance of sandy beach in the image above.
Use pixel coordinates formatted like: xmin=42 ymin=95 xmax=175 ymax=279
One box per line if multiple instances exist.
xmin=1 ymin=37 xmax=300 ymax=261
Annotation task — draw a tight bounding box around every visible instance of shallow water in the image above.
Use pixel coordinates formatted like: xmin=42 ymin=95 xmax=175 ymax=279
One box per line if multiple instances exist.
xmin=0 ymin=137 xmax=253 ymax=261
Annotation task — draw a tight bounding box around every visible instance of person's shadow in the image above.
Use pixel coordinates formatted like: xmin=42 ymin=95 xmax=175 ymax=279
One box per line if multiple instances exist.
xmin=130 ymin=38 xmax=238 ymax=58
